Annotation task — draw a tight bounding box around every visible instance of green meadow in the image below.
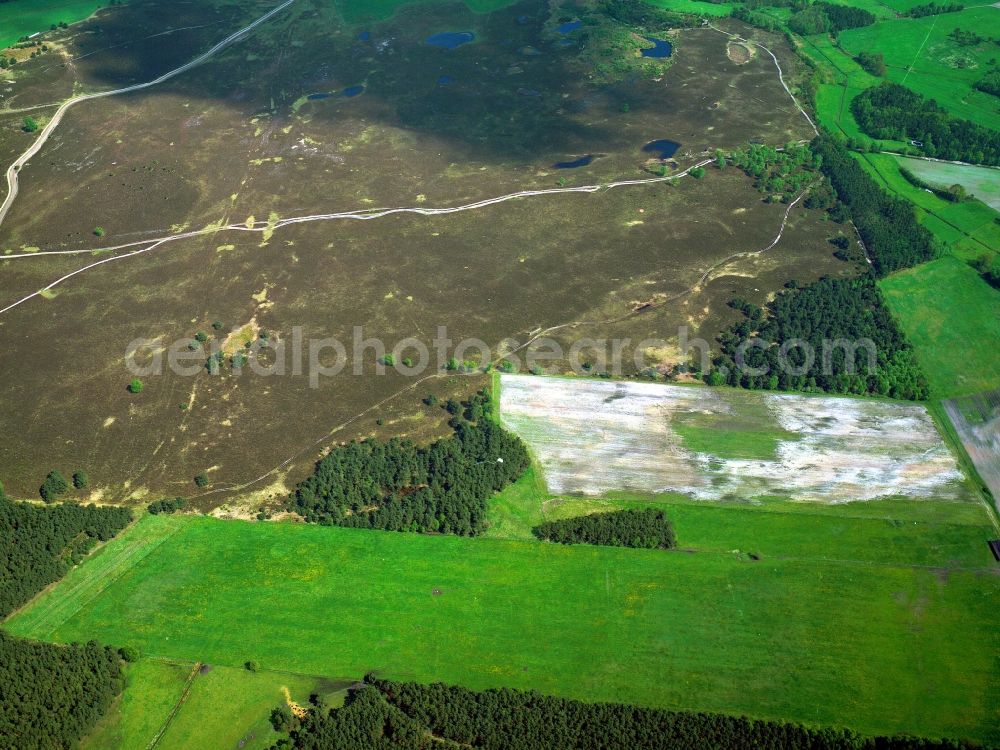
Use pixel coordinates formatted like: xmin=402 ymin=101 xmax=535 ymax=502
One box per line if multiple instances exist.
xmin=6 ymin=502 xmax=999 ymax=743
xmin=0 ymin=0 xmax=103 ymax=49
xmin=898 ymin=157 xmax=1000 ymax=213
xmin=837 ymin=7 xmax=1000 ymax=131
xmin=646 ymin=0 xmax=737 ymax=17
xmin=854 ymin=151 xmax=1000 ymax=260
xmin=881 ymin=256 xmax=1000 ymax=399
xmin=81 ymin=659 xmax=344 ymax=750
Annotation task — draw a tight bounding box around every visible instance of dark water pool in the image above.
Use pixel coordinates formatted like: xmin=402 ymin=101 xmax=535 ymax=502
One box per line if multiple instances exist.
xmin=554 ymin=155 xmax=595 ymax=169
xmin=640 ymin=37 xmax=672 ymax=58
xmin=307 ymin=92 xmax=331 ymax=100
xmin=557 ymin=20 xmax=583 ymax=34
xmin=341 ymin=85 xmax=365 ymax=98
xmin=426 ymin=31 xmax=475 ymax=49
xmin=437 ymin=75 xmax=455 ymax=86
xmin=643 ymin=139 xmax=681 ymax=158
xmin=357 ymin=31 xmax=371 ymax=41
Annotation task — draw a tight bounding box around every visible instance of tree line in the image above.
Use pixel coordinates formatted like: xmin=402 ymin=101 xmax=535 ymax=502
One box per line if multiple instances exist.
xmin=269 ymin=676 xmax=984 ymax=750
xmin=904 ymin=2 xmax=964 ymax=17
xmin=0 ymin=632 xmax=125 ymax=750
xmin=287 ymin=390 xmax=529 ymax=536
xmin=788 ymin=3 xmax=875 ymax=35
xmin=811 ymin=134 xmax=937 ymax=276
xmin=711 ymin=277 xmax=929 ymax=399
xmin=0 ymin=491 xmax=132 ymax=618
xmin=533 ymin=509 xmax=677 ymax=549
xmin=852 ymin=83 xmax=1000 ymax=165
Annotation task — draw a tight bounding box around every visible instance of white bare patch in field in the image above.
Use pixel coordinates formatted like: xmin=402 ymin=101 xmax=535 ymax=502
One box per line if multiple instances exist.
xmin=499 ymin=375 xmax=968 ymax=503
xmin=944 ymin=390 xmax=1000 ymax=511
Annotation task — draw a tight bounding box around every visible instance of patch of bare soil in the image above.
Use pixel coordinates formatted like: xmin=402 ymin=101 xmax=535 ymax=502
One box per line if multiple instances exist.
xmin=727 ymin=42 xmax=753 ymax=65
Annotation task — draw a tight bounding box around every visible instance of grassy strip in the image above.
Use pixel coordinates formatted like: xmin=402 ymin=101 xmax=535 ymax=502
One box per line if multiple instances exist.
xmin=4 ymin=514 xmax=183 ymax=639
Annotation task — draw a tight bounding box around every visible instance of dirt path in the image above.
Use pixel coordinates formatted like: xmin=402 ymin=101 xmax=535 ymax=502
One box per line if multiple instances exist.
xmin=0 ymin=157 xmax=714 ymax=315
xmin=0 ymin=0 xmax=297 ymax=228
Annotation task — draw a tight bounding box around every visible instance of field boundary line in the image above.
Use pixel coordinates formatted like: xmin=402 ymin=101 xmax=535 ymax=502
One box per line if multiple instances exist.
xmin=10 ymin=519 xmax=184 ymax=639
xmin=146 ymin=661 xmax=202 ymax=750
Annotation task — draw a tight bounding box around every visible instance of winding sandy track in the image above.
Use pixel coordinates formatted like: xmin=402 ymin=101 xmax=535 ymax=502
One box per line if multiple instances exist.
xmin=0 ymin=0 xmax=298 ymax=228
xmin=705 ymin=22 xmax=818 ymax=137
xmin=0 ymin=159 xmax=714 ymax=315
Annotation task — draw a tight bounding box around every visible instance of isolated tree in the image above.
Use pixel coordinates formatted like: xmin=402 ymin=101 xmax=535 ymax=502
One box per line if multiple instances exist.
xmin=194 ymin=473 xmax=209 ymax=488
xmin=690 ymin=167 xmax=705 ymax=179
xmin=127 ymin=378 xmax=143 ymax=394
xmin=244 ymin=660 xmax=259 ymax=672
xmin=72 ymin=471 xmax=88 ymax=490
xmin=92 ymin=227 xmax=105 ymax=237
xmin=21 ymin=116 xmax=38 ymax=133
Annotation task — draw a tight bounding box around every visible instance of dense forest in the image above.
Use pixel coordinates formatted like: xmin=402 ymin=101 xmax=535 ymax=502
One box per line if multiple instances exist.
xmin=0 ymin=492 xmax=132 ymax=618
xmin=811 ymin=134 xmax=937 ymax=275
xmin=270 ymin=677 xmax=981 ymax=750
xmin=788 ymin=2 xmax=875 ymax=35
xmin=975 ymin=70 xmax=1000 ymax=98
xmin=711 ymin=277 xmax=929 ymax=399
xmin=851 ymin=83 xmax=1000 ymax=165
xmin=288 ymin=391 xmax=529 ymax=535
xmin=0 ymin=632 xmax=125 ymax=750
xmin=533 ymin=509 xmax=676 ymax=549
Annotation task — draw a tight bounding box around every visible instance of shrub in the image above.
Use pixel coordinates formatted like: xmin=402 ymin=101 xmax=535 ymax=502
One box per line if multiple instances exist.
xmin=127 ymin=378 xmax=143 ymax=394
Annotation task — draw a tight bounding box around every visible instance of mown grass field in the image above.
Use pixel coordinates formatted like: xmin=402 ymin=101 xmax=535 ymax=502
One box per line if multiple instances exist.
xmin=881 ymin=256 xmax=1000 ymax=399
xmin=6 ymin=505 xmax=999 ymax=743
xmin=898 ymin=157 xmax=1000 ymax=212
xmin=854 ymin=151 xmax=1000 ymax=260
xmin=0 ymin=0 xmax=103 ymax=49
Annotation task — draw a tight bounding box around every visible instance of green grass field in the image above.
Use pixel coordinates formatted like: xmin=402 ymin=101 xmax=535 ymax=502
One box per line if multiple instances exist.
xmin=854 ymin=151 xmax=1000 ymax=260
xmin=646 ymin=0 xmax=737 ymax=17
xmin=837 ymin=7 xmax=1000 ymax=131
xmin=799 ymin=34 xmax=884 ymax=140
xmin=81 ymin=658 xmax=346 ymax=750
xmin=881 ymin=256 xmax=1000 ymax=399
xmin=80 ymin=659 xmax=192 ymax=750
xmin=0 ymin=0 xmax=103 ymax=49
xmin=897 ymin=157 xmax=1000 ymax=212
xmin=6 ymin=504 xmax=999 ymax=743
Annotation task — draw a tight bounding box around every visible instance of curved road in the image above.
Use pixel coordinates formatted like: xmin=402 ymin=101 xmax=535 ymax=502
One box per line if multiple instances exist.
xmin=0 ymin=0 xmax=297 ymax=228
